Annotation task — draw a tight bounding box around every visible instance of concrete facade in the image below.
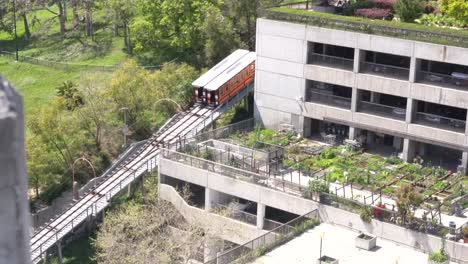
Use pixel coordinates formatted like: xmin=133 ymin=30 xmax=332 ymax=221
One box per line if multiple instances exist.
xmin=0 ymin=77 xmax=31 ymax=263
xmin=254 ymin=18 xmax=468 ymax=172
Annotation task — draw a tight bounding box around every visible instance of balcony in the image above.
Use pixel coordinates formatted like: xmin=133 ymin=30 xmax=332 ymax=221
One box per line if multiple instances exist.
xmin=360 ymin=62 xmax=410 ymax=80
xmin=414 ymin=112 xmax=466 ymax=133
xmin=306 ymin=90 xmax=351 ymax=109
xmin=308 ymin=53 xmax=354 ymax=71
xmin=418 ymin=71 xmax=468 ymax=90
xmin=359 ymin=101 xmax=406 ymax=121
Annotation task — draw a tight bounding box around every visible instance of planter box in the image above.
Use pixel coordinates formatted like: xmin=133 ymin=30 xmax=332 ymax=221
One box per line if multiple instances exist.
xmin=428 ymin=260 xmax=449 ymax=264
xmin=316 ymin=256 xmax=339 ymax=264
xmin=355 ymin=233 xmax=377 ymax=250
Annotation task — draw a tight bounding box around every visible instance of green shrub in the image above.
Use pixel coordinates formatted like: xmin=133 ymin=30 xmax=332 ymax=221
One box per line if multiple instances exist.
xmin=304 ymin=179 xmax=330 ymax=198
xmin=428 ymin=249 xmax=449 ymax=262
xmin=394 ymin=0 xmax=424 ymax=22
xmin=360 ymin=207 xmax=373 ymax=223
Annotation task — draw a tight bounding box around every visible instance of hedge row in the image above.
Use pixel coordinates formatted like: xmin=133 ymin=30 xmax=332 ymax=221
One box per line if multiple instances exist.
xmin=262 ymin=8 xmax=468 ymax=48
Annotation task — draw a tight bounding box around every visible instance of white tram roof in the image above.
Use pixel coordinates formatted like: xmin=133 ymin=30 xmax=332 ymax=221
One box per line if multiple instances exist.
xmin=192 ymin=49 xmax=250 ymax=88
xmin=204 ymin=52 xmax=256 ymax=91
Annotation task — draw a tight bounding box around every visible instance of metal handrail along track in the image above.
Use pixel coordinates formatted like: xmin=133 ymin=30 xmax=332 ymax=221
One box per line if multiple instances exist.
xmin=30 ymin=106 xmax=213 ymax=262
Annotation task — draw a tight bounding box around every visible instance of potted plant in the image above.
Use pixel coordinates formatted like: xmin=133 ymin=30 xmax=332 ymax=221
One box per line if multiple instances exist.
xmin=428 ymin=248 xmax=449 ymax=264
xmin=355 ymin=233 xmax=377 ymax=250
xmin=316 ymin=255 xmax=339 ymax=264
xmin=463 ymin=226 xmax=468 ymax=243
xmin=304 ymin=179 xmax=330 ymax=202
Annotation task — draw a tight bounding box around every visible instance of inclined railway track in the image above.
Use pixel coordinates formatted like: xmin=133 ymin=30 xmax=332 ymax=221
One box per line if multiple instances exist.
xmin=30 ymin=105 xmax=213 ymax=263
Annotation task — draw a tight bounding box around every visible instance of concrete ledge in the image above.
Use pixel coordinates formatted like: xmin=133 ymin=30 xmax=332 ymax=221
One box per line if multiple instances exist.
xmin=159 ymin=184 xmax=269 ymax=245
xmin=303 ymin=102 xmax=352 ymax=121
xmin=352 ymin=113 xmax=407 ymax=134
xmin=411 ymin=83 xmax=468 ymax=109
xmin=304 ymin=65 xmax=355 ymax=88
xmin=356 ymin=74 xmax=410 ymax=97
xmin=407 ymin=124 xmax=465 ymax=146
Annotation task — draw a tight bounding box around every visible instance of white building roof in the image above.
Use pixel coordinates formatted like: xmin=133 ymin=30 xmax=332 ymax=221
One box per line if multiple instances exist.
xmin=192 ymin=49 xmax=250 ymax=88
xmin=204 ymin=52 xmax=256 ymax=91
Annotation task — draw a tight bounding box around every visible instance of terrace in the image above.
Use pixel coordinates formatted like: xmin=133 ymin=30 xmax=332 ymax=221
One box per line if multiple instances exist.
xmin=162 ymin=120 xmax=468 ymax=241
xmin=305 ymin=80 xmax=352 ymax=110
xmin=262 ymin=1 xmax=468 ymax=48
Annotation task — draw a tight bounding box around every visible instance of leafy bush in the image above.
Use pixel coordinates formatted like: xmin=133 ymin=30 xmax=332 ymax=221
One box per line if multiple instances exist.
xmin=417 ymin=13 xmax=466 ymax=28
xmin=304 ymin=179 xmax=330 ymax=198
xmin=360 ymin=207 xmax=373 ymax=223
xmin=343 ymin=0 xmax=374 ymax=16
xmin=428 ymin=249 xmax=449 ymax=262
xmin=355 ymin=8 xmax=393 ymax=19
xmin=394 ymin=0 xmax=425 ymax=22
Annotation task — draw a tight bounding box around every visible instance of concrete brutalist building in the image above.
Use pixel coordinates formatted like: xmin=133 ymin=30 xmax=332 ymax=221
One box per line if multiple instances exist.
xmin=0 ymin=76 xmax=31 ymax=263
xmin=254 ymin=9 xmax=468 ymax=174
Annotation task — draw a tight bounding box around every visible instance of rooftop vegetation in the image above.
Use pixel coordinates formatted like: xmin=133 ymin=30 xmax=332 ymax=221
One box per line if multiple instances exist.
xmin=263 ymin=0 xmax=468 ymax=48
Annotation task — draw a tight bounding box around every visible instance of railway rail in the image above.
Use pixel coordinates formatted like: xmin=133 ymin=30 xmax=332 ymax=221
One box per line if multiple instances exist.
xmin=30 ymin=105 xmax=214 ymax=263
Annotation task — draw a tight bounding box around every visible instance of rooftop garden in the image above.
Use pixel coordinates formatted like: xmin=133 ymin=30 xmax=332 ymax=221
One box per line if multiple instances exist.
xmin=264 ymin=0 xmax=468 ymax=48
xmin=227 ymin=128 xmax=468 ymax=215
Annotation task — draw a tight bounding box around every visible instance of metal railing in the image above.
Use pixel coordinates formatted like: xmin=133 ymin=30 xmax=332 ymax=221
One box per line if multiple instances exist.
xmin=306 ymin=89 xmax=352 ymax=109
xmin=204 ymin=210 xmax=319 ymax=264
xmin=414 ymin=112 xmax=466 ymax=133
xmin=360 ymin=61 xmax=410 ymax=80
xmin=418 ymin=71 xmax=468 ymax=90
xmin=277 ymin=0 xmax=314 ymax=10
xmin=359 ymin=101 xmax=406 ymax=120
xmin=212 ymin=203 xmax=257 ymax=226
xmin=307 ymin=53 xmax=354 ymax=71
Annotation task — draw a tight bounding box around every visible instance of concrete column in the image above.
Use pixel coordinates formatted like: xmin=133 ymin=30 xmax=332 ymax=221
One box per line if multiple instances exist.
xmin=461 ymin=152 xmax=468 ymax=175
xmin=351 ymin=88 xmax=359 ymax=112
xmin=303 ymin=117 xmax=312 ymax=138
xmin=349 ymin=127 xmax=356 ymax=140
xmin=353 ymin=49 xmax=365 ymax=73
xmin=405 ymin=98 xmax=417 ymax=124
xmin=403 ymin=138 xmax=416 ymax=162
xmin=57 ymin=240 xmax=63 ymax=264
xmin=409 ymin=57 xmax=421 ymax=83
xmin=370 ymin=92 xmax=380 ymax=104
xmin=0 ymin=77 xmax=31 ymax=264
xmin=204 ymin=237 xmax=223 ymax=263
xmin=256 ymin=203 xmax=266 ymax=230
xmin=205 ymin=188 xmax=220 ymax=212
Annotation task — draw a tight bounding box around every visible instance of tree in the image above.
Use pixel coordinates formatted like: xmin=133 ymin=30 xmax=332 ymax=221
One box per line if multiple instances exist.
xmin=395 ymin=184 xmax=423 ymax=224
xmin=201 ymin=6 xmax=241 ymax=65
xmin=71 ymin=0 xmax=80 ymax=28
xmin=440 ymin=0 xmax=468 ymax=26
xmin=83 ymin=0 xmax=94 ymax=38
xmin=138 ymin=0 xmax=220 ymax=54
xmin=394 ymin=0 xmax=424 ymax=22
xmin=109 ymin=0 xmax=137 ymax=54
xmin=40 ymin=0 xmax=67 ymax=39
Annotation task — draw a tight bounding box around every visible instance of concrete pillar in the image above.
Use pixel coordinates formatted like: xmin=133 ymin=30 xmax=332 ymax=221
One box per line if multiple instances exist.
xmin=0 ymin=77 xmax=31 ymax=263
xmin=57 ymin=240 xmax=63 ymax=264
xmin=353 ymin=49 xmax=365 ymax=73
xmin=256 ymin=203 xmax=266 ymax=230
xmin=405 ymin=98 xmax=417 ymax=124
xmin=351 ymin=88 xmax=359 ymax=112
xmin=349 ymin=127 xmax=356 ymax=140
xmin=393 ymin=137 xmax=403 ymax=151
xmin=127 ymin=182 xmax=131 ymax=197
xmin=303 ymin=117 xmax=312 ymax=138
xmin=204 ymin=237 xmax=223 ymax=263
xmin=403 ymin=138 xmax=416 ymax=162
xmin=409 ymin=57 xmax=421 ymax=83
xmin=366 ymin=132 xmax=375 ymax=145
xmin=461 ymin=152 xmax=468 ymax=175
xmin=370 ymin=92 xmax=380 ymax=104
xmin=205 ymin=188 xmax=220 ymax=212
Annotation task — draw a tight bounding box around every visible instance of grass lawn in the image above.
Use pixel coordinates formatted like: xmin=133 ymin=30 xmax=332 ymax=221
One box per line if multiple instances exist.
xmin=0 ymin=6 xmax=128 ymax=116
